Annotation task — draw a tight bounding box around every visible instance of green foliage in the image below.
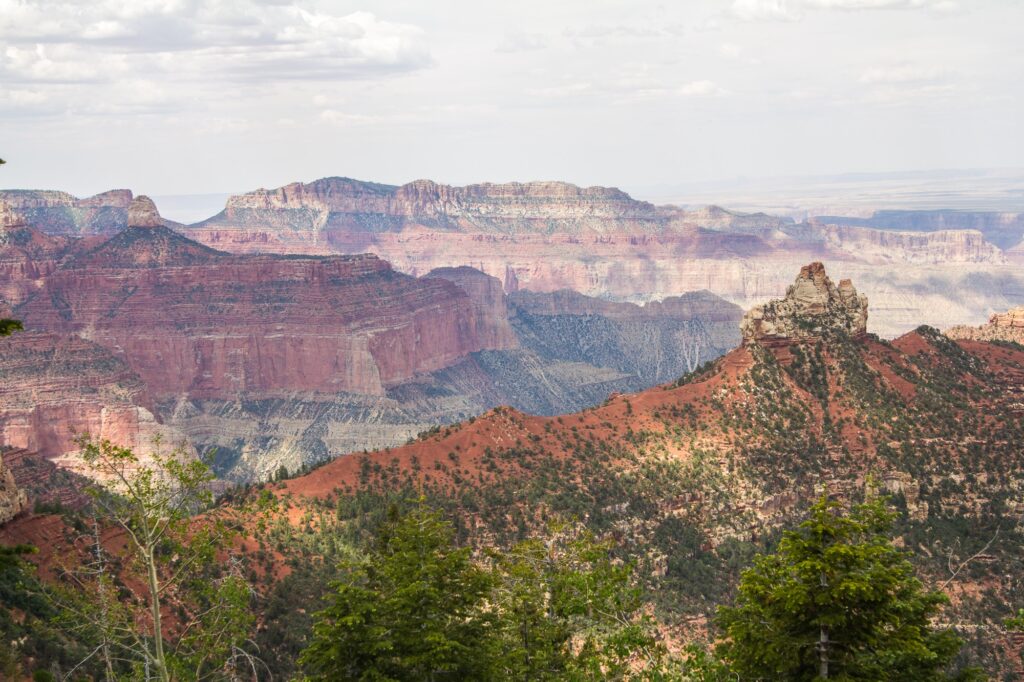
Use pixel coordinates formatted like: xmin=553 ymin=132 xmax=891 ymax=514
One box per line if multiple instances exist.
xmin=1007 ymin=609 xmax=1024 ymax=631
xmin=0 ymin=318 xmax=23 ymax=336
xmin=717 ymin=496 xmax=979 ymax=681
xmin=487 ymin=524 xmax=667 ymax=681
xmin=52 ymin=436 xmax=256 ymax=681
xmin=302 ymin=503 xmax=680 ymax=681
xmin=302 ymin=501 xmax=495 ymax=681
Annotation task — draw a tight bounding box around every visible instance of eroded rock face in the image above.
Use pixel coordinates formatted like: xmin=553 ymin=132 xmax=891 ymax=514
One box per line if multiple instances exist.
xmin=0 ymin=450 xmax=28 ymax=525
xmin=175 ymin=177 xmax=1020 ymax=337
xmin=16 ymin=226 xmax=511 ymax=398
xmin=741 ymin=262 xmax=868 ymax=343
xmin=946 ymin=307 xmax=1024 ymax=344
xmin=0 ymin=189 xmax=136 ymax=236
xmin=0 ymin=330 xmax=189 ymax=478
xmin=127 ymin=195 xmax=164 ymax=228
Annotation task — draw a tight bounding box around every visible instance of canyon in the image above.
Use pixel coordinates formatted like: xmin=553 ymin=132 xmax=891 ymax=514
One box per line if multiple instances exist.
xmin=4 ymin=261 xmax=1024 ymax=676
xmin=173 ymin=177 xmax=1024 ymax=337
xmin=4 ymin=178 xmax=1024 ymax=484
xmin=251 ymin=262 xmax=1024 ymax=677
xmin=1 ymin=197 xmax=741 ymax=481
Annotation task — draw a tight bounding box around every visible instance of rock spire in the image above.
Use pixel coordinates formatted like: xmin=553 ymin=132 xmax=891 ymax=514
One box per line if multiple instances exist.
xmin=741 ymin=262 xmax=868 ymax=343
xmin=127 ymin=195 xmax=163 ymax=228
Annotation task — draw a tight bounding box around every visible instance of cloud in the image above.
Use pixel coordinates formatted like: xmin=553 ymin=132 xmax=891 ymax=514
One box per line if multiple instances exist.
xmin=730 ymin=0 xmax=958 ymax=20
xmin=859 ymin=63 xmax=948 ymax=84
xmin=496 ymin=31 xmax=548 ymax=53
xmin=678 ymin=80 xmax=728 ymax=96
xmin=730 ymin=0 xmax=798 ymax=21
xmin=0 ymin=2 xmax=432 ymax=86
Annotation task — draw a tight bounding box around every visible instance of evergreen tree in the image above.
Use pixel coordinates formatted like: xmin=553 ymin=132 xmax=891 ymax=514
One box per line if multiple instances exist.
xmin=301 ymin=501 xmax=496 ymax=681
xmin=488 ymin=524 xmax=669 ymax=681
xmin=717 ymin=496 xmax=979 ymax=681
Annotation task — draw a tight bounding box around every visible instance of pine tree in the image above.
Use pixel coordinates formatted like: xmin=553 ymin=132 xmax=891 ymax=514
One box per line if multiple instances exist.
xmin=716 ymin=496 xmax=980 ymax=681
xmin=301 ymin=501 xmax=496 ymax=681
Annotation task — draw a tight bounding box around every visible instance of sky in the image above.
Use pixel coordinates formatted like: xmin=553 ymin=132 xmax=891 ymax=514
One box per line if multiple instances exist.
xmin=1 ymin=0 xmax=1022 ymax=200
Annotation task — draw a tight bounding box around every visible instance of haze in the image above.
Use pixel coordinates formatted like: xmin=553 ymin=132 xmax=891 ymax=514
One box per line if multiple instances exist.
xmin=1 ymin=0 xmax=1022 ymax=200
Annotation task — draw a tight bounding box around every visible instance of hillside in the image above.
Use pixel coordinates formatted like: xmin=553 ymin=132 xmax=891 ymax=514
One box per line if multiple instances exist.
xmin=249 ymin=262 xmax=1024 ymax=677
xmin=3 ymin=199 xmax=742 ymax=481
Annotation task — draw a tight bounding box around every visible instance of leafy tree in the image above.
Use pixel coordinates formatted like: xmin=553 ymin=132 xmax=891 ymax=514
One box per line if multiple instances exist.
xmin=53 ymin=437 xmax=255 ymax=681
xmin=717 ymin=495 xmax=978 ymax=681
xmin=301 ymin=501 xmax=496 ymax=681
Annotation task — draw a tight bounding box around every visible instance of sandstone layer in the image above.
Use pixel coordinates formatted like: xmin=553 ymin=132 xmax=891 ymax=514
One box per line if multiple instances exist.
xmin=946 ymin=307 xmax=1024 ymax=345
xmin=0 ymin=330 xmax=188 ymax=477
xmin=174 ymin=177 xmax=1021 ymax=337
xmin=17 ymin=227 xmax=508 ymax=397
xmin=6 ymin=214 xmax=743 ymax=481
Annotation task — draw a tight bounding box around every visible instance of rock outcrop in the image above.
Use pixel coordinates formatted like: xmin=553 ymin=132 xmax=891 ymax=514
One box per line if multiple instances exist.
xmin=0 ymin=449 xmax=28 ymax=524
xmin=946 ymin=307 xmax=1024 ymax=345
xmin=126 ymin=195 xmax=164 ymax=229
xmin=0 ymin=189 xmax=137 ymax=236
xmin=741 ymin=262 xmax=868 ymax=344
xmin=424 ymin=267 xmax=517 ymax=350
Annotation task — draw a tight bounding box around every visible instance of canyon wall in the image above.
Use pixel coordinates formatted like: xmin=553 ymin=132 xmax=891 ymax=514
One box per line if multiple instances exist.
xmin=176 ymin=177 xmax=1024 ymax=337
xmin=0 ymin=449 xmax=27 ymax=525
xmin=16 ymin=226 xmax=506 ymax=398
xmin=0 ymin=330 xmax=188 ymax=477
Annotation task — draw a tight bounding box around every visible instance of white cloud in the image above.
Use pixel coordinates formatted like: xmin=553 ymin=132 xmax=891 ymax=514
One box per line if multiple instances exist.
xmin=859 ymin=63 xmax=948 ymax=84
xmin=0 ymin=3 xmax=432 ymax=85
xmin=678 ymin=80 xmax=728 ymax=96
xmin=730 ymin=0 xmax=798 ymax=21
xmin=496 ymin=31 xmax=548 ymax=53
xmin=731 ymin=0 xmax=958 ymax=20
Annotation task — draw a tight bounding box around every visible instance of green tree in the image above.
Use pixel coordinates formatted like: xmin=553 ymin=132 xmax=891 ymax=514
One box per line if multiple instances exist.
xmin=1008 ymin=610 xmax=1024 ymax=631
xmin=488 ymin=524 xmax=670 ymax=681
xmin=54 ymin=437 xmax=255 ymax=681
xmin=717 ymin=495 xmax=978 ymax=681
xmin=301 ymin=501 xmax=496 ymax=681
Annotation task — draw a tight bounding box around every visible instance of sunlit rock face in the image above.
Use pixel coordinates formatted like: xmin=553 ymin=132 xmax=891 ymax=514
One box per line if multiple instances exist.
xmin=741 ymin=262 xmax=868 ymax=344
xmin=0 ymin=450 xmax=28 ymax=525
xmin=946 ymin=307 xmax=1024 ymax=344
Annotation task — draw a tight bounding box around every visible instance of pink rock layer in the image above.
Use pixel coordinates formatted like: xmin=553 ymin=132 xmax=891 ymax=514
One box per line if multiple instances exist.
xmin=16 ymin=229 xmax=517 ymax=398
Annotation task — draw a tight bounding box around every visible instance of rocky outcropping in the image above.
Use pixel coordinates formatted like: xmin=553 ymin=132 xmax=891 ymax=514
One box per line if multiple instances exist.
xmin=0 ymin=449 xmax=28 ymax=524
xmin=741 ymin=262 xmax=868 ymax=344
xmin=0 ymin=189 xmax=137 ymax=236
xmin=946 ymin=307 xmax=1024 ymax=345
xmin=127 ymin=195 xmax=164 ymax=229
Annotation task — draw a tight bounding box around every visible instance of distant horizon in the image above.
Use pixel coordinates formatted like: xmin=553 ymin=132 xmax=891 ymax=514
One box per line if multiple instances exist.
xmin=5 ymin=165 xmax=1024 ymax=224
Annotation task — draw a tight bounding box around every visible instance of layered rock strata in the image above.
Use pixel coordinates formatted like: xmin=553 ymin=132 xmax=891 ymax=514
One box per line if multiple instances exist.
xmin=0 ymin=330 xmax=188 ymax=476
xmin=946 ymin=307 xmax=1024 ymax=345
xmin=175 ymin=177 xmax=1020 ymax=336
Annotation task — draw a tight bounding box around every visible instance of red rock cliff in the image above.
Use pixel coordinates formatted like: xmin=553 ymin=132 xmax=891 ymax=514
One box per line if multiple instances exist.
xmin=16 ymin=225 xmax=514 ymax=398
